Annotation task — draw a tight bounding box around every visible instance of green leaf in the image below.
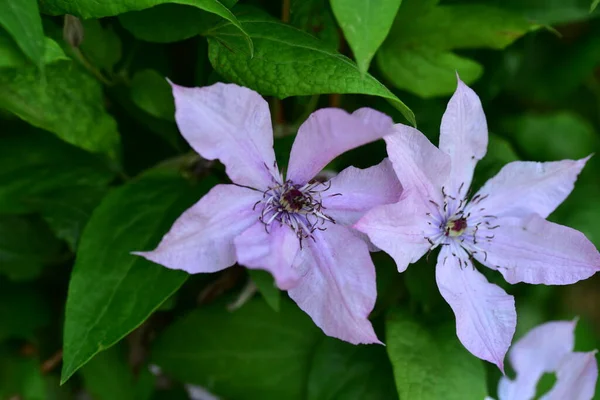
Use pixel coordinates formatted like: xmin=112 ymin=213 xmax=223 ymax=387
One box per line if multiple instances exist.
xmin=60 ymin=170 xmax=216 ymax=384
xmin=0 ymin=215 xmax=63 ymax=281
xmin=81 ymin=346 xmax=137 ymax=400
xmin=386 ymin=310 xmax=488 ymax=400
xmin=290 ymin=0 xmax=340 ymax=50
xmin=592 ymin=0 xmax=600 ymax=12
xmin=80 ymin=19 xmax=122 ymax=72
xmin=307 ymin=337 xmax=398 ymax=400
xmin=0 ymin=32 xmax=67 ymax=69
xmin=378 ymin=1 xmax=531 ymax=97
xmin=0 ymin=282 xmax=51 ymax=341
xmin=0 ymin=0 xmax=45 ymax=68
xmin=473 ymin=133 xmax=520 ymax=187
xmin=40 ymin=0 xmax=253 ymax=55
xmin=207 ymin=9 xmax=415 ymax=126
xmin=0 ymin=63 xmax=121 ymax=159
xmin=0 ymin=345 xmax=45 ymax=400
xmin=248 ymin=269 xmax=280 ymax=312
xmin=119 ymin=0 xmax=237 ymax=43
xmin=130 ymin=69 xmax=175 ymax=120
xmin=487 ymin=0 xmax=600 ymax=25
xmin=0 ymin=128 xmax=114 ymax=214
xmin=330 ymin=0 xmax=402 ymax=74
xmin=377 ymin=46 xmax=482 ymax=98
xmin=152 ymin=299 xmax=322 ymax=400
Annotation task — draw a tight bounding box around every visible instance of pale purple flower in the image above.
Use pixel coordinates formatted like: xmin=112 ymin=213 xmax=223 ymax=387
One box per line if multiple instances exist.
xmin=355 ymin=76 xmax=600 ymax=369
xmin=488 ymin=320 xmax=598 ymax=400
xmin=135 ymin=82 xmax=402 ymax=344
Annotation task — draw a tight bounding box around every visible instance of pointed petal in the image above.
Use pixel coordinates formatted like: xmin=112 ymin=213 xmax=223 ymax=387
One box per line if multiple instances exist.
xmin=288 ymin=224 xmax=380 ymax=344
xmin=469 ymin=157 xmax=590 ymax=219
xmin=234 ymin=222 xmax=301 ymax=290
xmin=384 ymin=126 xmax=450 ymax=204
xmin=436 ymin=246 xmax=516 ymax=371
xmin=439 ymin=76 xmax=488 ymax=200
xmin=473 ymin=214 xmax=600 ymax=285
xmin=355 ymin=192 xmax=431 ymax=272
xmin=287 ymin=108 xmax=393 ymax=184
xmin=541 ymin=351 xmax=598 ymax=400
xmin=321 ymin=158 xmax=402 ymax=226
xmin=134 ymin=184 xmax=261 ymax=273
xmin=171 ymin=82 xmax=277 ymax=188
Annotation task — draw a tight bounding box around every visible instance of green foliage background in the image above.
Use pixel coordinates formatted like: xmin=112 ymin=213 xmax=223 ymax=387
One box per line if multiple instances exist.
xmin=1 ymin=0 xmax=600 ymax=399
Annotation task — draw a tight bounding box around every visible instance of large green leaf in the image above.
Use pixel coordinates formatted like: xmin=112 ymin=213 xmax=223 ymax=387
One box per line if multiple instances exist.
xmin=60 ymin=170 xmax=216 ymax=383
xmin=307 ymin=337 xmax=398 ymax=400
xmin=0 ymin=129 xmax=113 ymax=214
xmin=207 ymin=9 xmax=415 ymax=125
xmin=386 ymin=310 xmax=488 ymax=400
xmin=0 ymin=32 xmax=67 ymax=69
xmin=0 ymin=0 xmax=45 ymax=68
xmin=377 ymin=1 xmax=532 ymax=97
xmin=0 ymin=63 xmax=120 ymax=159
xmin=152 ymin=299 xmax=322 ymax=400
xmin=40 ymin=0 xmax=252 ymax=55
xmin=330 ymin=0 xmax=402 ymax=74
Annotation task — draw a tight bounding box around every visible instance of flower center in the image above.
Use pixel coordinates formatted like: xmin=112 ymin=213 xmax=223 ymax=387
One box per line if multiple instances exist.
xmin=445 ymin=217 xmax=468 ymax=237
xmin=255 ymin=180 xmax=336 ymax=246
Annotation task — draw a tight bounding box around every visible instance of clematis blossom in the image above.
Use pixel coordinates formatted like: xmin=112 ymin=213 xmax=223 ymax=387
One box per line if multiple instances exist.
xmin=135 ymin=82 xmax=402 ymax=344
xmin=355 ymin=76 xmax=600 ymax=369
xmin=487 ymin=320 xmax=598 ymax=400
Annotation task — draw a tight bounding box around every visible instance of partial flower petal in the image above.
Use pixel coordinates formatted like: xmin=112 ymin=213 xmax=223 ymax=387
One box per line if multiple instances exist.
xmin=355 ymin=191 xmax=431 ymax=272
xmin=496 ymin=376 xmax=525 ymax=400
xmin=171 ymin=82 xmax=277 ymax=188
xmin=288 ymin=224 xmax=380 ymax=344
xmin=541 ymin=351 xmax=598 ymax=400
xmin=234 ymin=222 xmax=301 ymax=290
xmin=439 ymin=76 xmax=488 ymax=200
xmin=287 ymin=108 xmax=393 ymax=184
xmin=134 ymin=184 xmax=262 ymax=273
xmin=469 ymin=157 xmax=590 ymax=219
xmin=322 ymin=158 xmax=402 ymax=226
xmin=384 ymin=126 xmax=450 ymax=205
xmin=473 ymin=214 xmax=600 ymax=285
xmin=436 ymin=245 xmax=516 ymax=371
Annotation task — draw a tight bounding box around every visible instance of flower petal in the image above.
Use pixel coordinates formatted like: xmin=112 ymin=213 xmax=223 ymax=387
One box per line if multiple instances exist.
xmin=436 ymin=245 xmax=516 ymax=371
xmin=384 ymin=126 xmax=450 ymax=204
xmin=468 ymin=157 xmax=590 ymax=219
xmin=473 ymin=214 xmax=600 ymax=285
xmin=234 ymin=222 xmax=301 ymax=290
xmin=439 ymin=75 xmax=488 ymax=200
xmin=355 ymin=191 xmax=431 ymax=272
xmin=134 ymin=184 xmax=261 ymax=273
xmin=288 ymin=224 xmax=380 ymax=344
xmin=541 ymin=351 xmax=598 ymax=400
xmin=286 ymin=108 xmax=393 ymax=184
xmin=321 ymin=158 xmax=402 ymax=226
xmin=171 ymin=82 xmax=277 ymax=188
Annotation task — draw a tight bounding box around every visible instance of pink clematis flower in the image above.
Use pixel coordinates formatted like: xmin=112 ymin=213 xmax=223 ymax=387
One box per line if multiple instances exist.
xmin=134 ymin=82 xmax=402 ymax=344
xmin=487 ymin=320 xmax=598 ymax=400
xmin=355 ymin=76 xmax=600 ymax=369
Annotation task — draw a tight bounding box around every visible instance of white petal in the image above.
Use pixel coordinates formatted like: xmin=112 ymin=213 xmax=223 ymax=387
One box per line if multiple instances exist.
xmin=541 ymin=351 xmax=598 ymax=400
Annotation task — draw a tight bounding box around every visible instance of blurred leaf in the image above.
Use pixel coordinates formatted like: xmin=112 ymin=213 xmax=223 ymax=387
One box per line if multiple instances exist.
xmin=473 ymin=133 xmax=520 ymax=188
xmin=81 ymin=346 xmax=137 ymax=400
xmin=0 ymin=63 xmax=121 ymax=159
xmin=307 ymin=337 xmax=398 ymax=400
xmin=61 ymin=170 xmax=216 ymax=383
xmin=248 ymin=269 xmax=280 ymax=312
xmin=487 ymin=0 xmax=600 ymax=24
xmin=378 ymin=1 xmax=532 ymax=97
xmin=0 ymin=282 xmax=51 ymax=341
xmin=0 ymin=33 xmax=67 ymax=69
xmin=0 ymin=129 xmax=114 ymax=214
xmin=0 ymin=0 xmax=45 ymax=68
xmin=0 ymin=215 xmax=63 ymax=281
xmin=119 ymin=0 xmax=237 ymax=43
xmin=592 ymin=0 xmax=600 ymax=12
xmin=330 ymin=0 xmax=402 ymax=74
xmin=152 ymin=299 xmax=322 ymax=400
xmin=80 ymin=20 xmax=122 ymax=72
xmin=290 ymin=0 xmax=340 ymax=50
xmin=386 ymin=309 xmax=488 ymax=400
xmin=0 ymin=345 xmax=45 ymax=400
xmin=207 ymin=9 xmax=415 ymax=125
xmin=40 ymin=0 xmax=253 ymax=55
xmin=130 ymin=69 xmax=175 ymax=120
